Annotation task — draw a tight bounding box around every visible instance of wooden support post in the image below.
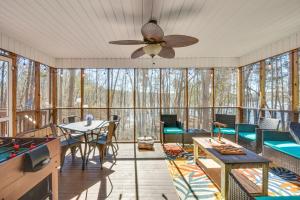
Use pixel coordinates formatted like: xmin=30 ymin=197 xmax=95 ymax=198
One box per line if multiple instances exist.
xmin=211 ymin=68 xmax=215 ymax=120
xmin=291 ymin=49 xmax=299 ymax=122
xmin=11 ymin=54 xmax=17 ymax=136
xmin=107 ymin=69 xmax=110 ymax=120
xmin=80 ymin=69 xmax=84 ymax=120
xmin=159 ymin=68 xmax=163 ymax=143
xmin=237 ymin=67 xmax=243 ymax=123
xmin=34 ymin=62 xmax=41 ymax=129
xmin=185 ymin=68 xmax=189 ymax=130
xmin=51 ymin=68 xmax=57 ymax=124
xmin=133 ymin=68 xmax=136 ymax=142
xmin=259 ymin=60 xmax=266 ymax=117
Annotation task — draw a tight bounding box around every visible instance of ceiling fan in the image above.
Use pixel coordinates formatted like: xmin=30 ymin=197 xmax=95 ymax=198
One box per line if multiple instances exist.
xmin=109 ymin=20 xmax=199 ymax=59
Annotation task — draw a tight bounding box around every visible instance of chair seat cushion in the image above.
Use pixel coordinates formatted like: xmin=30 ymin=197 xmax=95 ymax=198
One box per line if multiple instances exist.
xmin=96 ymin=134 xmax=107 ymax=145
xmin=239 ymin=131 xmax=256 ymax=141
xmin=264 ymin=140 xmax=300 ymax=159
xmin=163 ymin=127 xmax=184 ymax=134
xmin=213 ymin=127 xmax=236 ymax=135
xmin=61 ymin=138 xmax=80 ymax=147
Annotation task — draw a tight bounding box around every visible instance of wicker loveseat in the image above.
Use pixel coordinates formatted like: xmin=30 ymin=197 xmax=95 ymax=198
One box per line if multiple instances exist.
xmin=262 ymin=130 xmax=300 ymax=175
xmin=236 ymin=118 xmax=280 ymax=153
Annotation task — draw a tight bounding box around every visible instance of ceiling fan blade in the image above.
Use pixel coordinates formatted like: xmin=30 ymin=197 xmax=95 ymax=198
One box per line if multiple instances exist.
xmin=109 ymin=40 xmax=145 ymax=45
xmin=163 ymin=35 xmax=198 ymax=48
xmin=131 ymin=47 xmax=145 ymax=59
xmin=158 ymin=46 xmax=175 ymax=59
xmin=141 ymin=22 xmax=164 ymax=42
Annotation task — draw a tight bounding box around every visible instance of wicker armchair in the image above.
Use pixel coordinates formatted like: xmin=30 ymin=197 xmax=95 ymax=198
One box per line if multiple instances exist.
xmin=212 ymin=114 xmax=236 ymax=142
xmin=160 ymin=114 xmax=184 ymax=144
xmin=262 ymin=130 xmax=300 ymax=175
xmin=237 ymin=118 xmax=280 ymax=153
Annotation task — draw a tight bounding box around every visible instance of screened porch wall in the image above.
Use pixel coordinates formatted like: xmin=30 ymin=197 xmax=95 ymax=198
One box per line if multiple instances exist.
xmin=1 ymin=48 xmax=300 ymax=138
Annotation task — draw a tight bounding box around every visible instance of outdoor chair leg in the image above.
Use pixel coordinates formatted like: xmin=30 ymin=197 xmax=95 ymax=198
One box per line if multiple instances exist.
xmin=70 ymin=146 xmax=76 ymax=160
xmin=113 ymin=135 xmax=119 ymax=150
xmin=60 ymin=147 xmax=68 ymax=172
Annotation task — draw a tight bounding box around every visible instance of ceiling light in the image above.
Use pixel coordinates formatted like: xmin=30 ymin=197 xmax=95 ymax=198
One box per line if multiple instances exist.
xmin=143 ymin=44 xmax=162 ymax=57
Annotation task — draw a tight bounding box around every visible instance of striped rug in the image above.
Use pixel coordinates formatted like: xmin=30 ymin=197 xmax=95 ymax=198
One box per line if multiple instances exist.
xmin=164 ymin=144 xmax=300 ymax=200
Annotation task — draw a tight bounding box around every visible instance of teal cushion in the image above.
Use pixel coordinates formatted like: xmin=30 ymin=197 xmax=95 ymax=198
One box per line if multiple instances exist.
xmin=213 ymin=127 xmax=236 ymax=135
xmin=239 ymin=131 xmax=256 ymax=141
xmin=256 ymin=196 xmax=300 ymax=200
xmin=264 ymin=140 xmax=300 ymax=159
xmin=164 ymin=127 xmax=184 ymax=134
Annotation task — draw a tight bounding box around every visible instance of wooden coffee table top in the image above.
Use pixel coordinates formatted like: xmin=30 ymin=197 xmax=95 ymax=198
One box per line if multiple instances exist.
xmin=193 ymin=137 xmax=270 ymax=164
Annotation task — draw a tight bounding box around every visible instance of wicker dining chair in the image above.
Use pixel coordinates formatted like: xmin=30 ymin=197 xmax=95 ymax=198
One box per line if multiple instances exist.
xmin=50 ymin=123 xmax=83 ymax=171
xmin=87 ymin=121 xmax=116 ymax=169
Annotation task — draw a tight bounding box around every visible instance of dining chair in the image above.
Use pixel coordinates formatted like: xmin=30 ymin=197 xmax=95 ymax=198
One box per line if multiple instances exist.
xmin=110 ymin=115 xmax=121 ymax=150
xmin=87 ymin=121 xmax=116 ymax=169
xmin=62 ymin=115 xmax=84 ymax=139
xmin=50 ymin=123 xmax=83 ymax=171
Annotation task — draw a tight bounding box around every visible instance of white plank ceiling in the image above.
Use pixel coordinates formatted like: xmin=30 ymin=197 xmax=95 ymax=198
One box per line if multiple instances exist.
xmin=1 ymin=0 xmax=300 ymax=60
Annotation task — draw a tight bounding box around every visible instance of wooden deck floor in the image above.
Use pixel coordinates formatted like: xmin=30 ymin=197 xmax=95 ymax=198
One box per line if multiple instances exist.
xmin=58 ymin=143 xmax=178 ymax=200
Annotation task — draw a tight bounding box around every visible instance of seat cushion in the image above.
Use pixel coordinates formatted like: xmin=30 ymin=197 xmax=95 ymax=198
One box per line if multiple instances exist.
xmin=96 ymin=134 xmax=107 ymax=145
xmin=164 ymin=127 xmax=184 ymax=134
xmin=264 ymin=140 xmax=300 ymax=159
xmin=256 ymin=196 xmax=300 ymax=200
xmin=61 ymin=138 xmax=80 ymax=147
xmin=239 ymin=131 xmax=256 ymax=141
xmin=213 ymin=127 xmax=236 ymax=135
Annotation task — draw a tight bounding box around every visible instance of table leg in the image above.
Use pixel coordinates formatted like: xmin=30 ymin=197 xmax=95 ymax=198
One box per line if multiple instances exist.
xmin=82 ymin=134 xmax=88 ymax=170
xmin=262 ymin=163 xmax=269 ymax=195
xmin=221 ymin=164 xmax=232 ymax=200
xmin=193 ymin=141 xmax=198 ymax=163
xmin=182 ymin=134 xmax=184 ymax=148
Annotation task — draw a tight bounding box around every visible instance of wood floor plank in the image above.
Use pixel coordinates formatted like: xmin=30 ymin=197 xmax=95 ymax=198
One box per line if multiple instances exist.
xmin=58 ymin=143 xmax=178 ymax=200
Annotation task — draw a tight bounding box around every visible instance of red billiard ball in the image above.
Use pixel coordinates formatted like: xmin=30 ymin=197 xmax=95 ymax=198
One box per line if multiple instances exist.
xmin=13 ymin=144 xmax=20 ymax=151
xmin=29 ymin=143 xmax=36 ymax=150
xmin=9 ymin=152 xmax=16 ymax=158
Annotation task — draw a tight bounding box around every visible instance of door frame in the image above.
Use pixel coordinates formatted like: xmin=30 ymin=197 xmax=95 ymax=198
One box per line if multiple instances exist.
xmin=0 ymin=55 xmax=12 ymax=136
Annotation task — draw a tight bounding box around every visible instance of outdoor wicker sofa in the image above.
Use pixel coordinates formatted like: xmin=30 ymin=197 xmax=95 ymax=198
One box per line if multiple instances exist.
xmin=262 ymin=130 xmax=300 ymax=175
xmin=236 ymin=118 xmax=280 ymax=153
xmin=228 ymin=172 xmax=300 ymax=200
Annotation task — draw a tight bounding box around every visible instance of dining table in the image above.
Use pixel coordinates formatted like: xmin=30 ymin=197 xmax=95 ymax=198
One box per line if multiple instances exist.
xmin=58 ymin=120 xmax=108 ymax=170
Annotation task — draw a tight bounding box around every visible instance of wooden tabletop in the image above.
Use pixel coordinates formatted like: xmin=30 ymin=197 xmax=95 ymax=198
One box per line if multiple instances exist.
xmin=193 ymin=137 xmax=270 ymax=164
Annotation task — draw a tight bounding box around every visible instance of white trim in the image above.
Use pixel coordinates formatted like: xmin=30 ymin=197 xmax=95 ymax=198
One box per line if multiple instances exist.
xmin=55 ymin=57 xmax=239 ymax=68
xmin=0 ymin=56 xmax=12 ymax=136
xmin=0 ymin=32 xmax=56 ymax=67
xmin=240 ymin=31 xmax=300 ymax=66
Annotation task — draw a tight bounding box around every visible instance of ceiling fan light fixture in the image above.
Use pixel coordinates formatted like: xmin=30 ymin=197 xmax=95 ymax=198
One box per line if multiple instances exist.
xmin=143 ymin=44 xmax=162 ymax=56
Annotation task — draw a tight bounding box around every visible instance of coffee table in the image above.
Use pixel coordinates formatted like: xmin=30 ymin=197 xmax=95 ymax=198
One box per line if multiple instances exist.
xmin=193 ymin=137 xmax=270 ymax=200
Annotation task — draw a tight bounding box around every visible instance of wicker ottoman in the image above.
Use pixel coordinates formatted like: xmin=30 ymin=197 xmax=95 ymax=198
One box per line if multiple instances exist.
xmin=137 ymin=136 xmax=154 ymax=150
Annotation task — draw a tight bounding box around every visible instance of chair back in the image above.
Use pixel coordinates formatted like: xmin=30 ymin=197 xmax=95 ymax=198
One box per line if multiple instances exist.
xmin=215 ymin=114 xmax=236 ymax=128
xmin=161 ymin=114 xmax=177 ymax=127
xmin=63 ymin=115 xmax=80 ymax=124
xmin=106 ymin=121 xmax=116 ymax=144
xmin=289 ymin=122 xmax=300 ymax=144
xmin=258 ymin=117 xmax=280 ymax=130
xmin=49 ymin=123 xmax=58 ymax=137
